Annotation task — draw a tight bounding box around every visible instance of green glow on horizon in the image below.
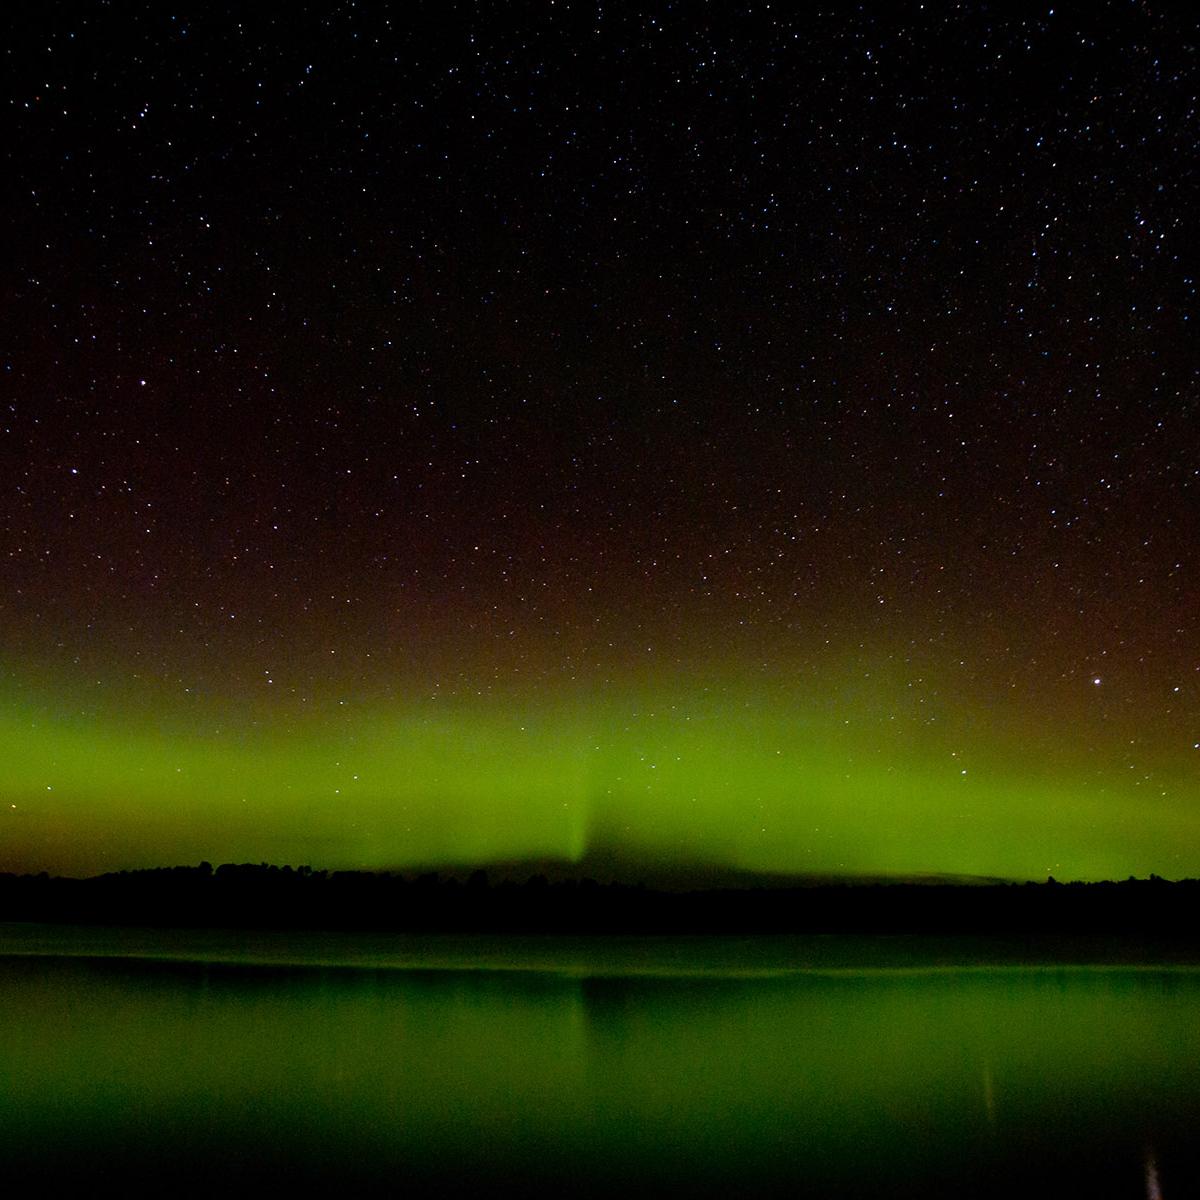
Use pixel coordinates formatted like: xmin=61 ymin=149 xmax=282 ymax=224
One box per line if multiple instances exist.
xmin=2 ymin=664 xmax=1197 ymax=881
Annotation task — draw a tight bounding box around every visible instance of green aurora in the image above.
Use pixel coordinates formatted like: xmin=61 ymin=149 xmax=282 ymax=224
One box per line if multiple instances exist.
xmin=3 ymin=656 xmax=1196 ymax=881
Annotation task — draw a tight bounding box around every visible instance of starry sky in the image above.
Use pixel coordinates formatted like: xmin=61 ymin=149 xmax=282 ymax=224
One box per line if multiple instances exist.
xmin=2 ymin=2 xmax=1199 ymax=880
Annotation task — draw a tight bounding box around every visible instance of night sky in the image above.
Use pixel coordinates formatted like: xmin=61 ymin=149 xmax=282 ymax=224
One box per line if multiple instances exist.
xmin=3 ymin=3 xmax=1199 ymax=880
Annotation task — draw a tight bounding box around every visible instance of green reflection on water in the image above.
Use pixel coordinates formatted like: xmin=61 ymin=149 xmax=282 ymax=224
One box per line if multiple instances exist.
xmin=1 ymin=936 xmax=1199 ymax=1195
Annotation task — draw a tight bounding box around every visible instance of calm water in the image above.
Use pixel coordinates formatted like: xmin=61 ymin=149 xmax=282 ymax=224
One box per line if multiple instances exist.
xmin=1 ymin=928 xmax=1198 ymax=1196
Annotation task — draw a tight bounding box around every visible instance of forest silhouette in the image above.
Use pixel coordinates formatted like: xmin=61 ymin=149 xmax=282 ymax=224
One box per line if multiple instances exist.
xmin=1 ymin=864 xmax=1198 ymax=937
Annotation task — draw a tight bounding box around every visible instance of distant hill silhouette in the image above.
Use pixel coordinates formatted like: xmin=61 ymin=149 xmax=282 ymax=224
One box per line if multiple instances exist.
xmin=397 ymin=850 xmax=1013 ymax=892
xmin=1 ymin=864 xmax=1198 ymax=937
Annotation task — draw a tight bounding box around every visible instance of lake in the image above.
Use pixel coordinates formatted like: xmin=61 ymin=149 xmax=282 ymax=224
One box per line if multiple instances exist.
xmin=1 ymin=926 xmax=1197 ymax=1195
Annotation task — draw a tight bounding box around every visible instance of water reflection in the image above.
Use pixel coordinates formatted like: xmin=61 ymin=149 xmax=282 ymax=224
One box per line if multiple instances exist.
xmin=1145 ymin=1145 xmax=1162 ymax=1200
xmin=0 ymin=949 xmax=1198 ymax=1195
xmin=981 ymin=1059 xmax=998 ymax=1128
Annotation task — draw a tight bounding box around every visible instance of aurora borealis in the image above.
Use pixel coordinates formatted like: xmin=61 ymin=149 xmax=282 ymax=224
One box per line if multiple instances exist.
xmin=5 ymin=656 xmax=1200 ymax=881
xmin=3 ymin=3 xmax=1199 ymax=881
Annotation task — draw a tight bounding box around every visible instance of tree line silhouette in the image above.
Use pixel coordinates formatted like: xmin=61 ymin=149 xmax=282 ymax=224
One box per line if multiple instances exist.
xmin=1 ymin=864 xmax=1199 ymax=936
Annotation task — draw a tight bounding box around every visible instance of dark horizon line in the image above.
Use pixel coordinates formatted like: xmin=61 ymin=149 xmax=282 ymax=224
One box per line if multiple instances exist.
xmin=3 ymin=859 xmax=1184 ymax=888
xmin=3 ymin=862 xmax=1198 ymax=938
